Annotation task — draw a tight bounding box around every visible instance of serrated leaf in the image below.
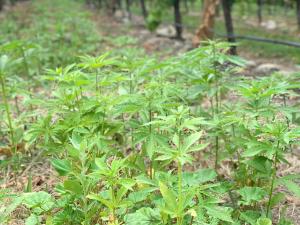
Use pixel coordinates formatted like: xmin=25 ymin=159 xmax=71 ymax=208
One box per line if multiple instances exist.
xmin=51 ymin=159 xmax=71 ymax=176
xmin=238 ymin=187 xmax=267 ymax=205
xmin=87 ymin=194 xmax=113 ymax=209
xmin=183 ymin=169 xmax=217 ymax=186
xmin=125 ymin=207 xmax=161 ymax=225
xmin=242 ymin=148 xmax=265 ymax=157
xmin=240 ymin=210 xmax=261 ymax=225
xmin=281 ymin=180 xmax=300 ymax=198
xmin=159 ymin=182 xmax=177 ymax=213
xmin=205 ymin=206 xmax=233 ymax=223
xmin=256 ymin=218 xmax=272 ymax=225
xmin=182 ymin=132 xmax=202 ymax=152
xmin=63 ymin=180 xmax=82 ymax=195
xmin=25 ymin=214 xmax=39 ymax=225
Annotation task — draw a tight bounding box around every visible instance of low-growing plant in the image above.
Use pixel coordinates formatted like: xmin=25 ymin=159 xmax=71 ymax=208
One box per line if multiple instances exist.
xmin=1 ymin=38 xmax=300 ymax=225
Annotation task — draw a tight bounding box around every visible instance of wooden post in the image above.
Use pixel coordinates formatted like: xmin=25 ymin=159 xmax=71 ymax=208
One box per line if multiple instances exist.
xmin=193 ymin=0 xmax=219 ymax=47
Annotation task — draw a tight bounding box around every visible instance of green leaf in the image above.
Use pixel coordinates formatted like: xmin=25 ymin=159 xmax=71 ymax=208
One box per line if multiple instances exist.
xmin=119 ymin=178 xmax=136 ymax=190
xmin=183 ymin=169 xmax=217 ymax=186
xmin=25 ymin=214 xmax=39 ymax=225
xmin=63 ymin=180 xmax=82 ymax=195
xmin=240 ymin=210 xmax=261 ymax=225
xmin=182 ymin=132 xmax=202 ymax=152
xmin=125 ymin=207 xmax=161 ymax=225
xmin=69 ymin=132 xmax=82 ymax=150
xmin=281 ymin=180 xmax=300 ymax=198
xmin=205 ymin=206 xmax=233 ymax=223
xmin=23 ymin=192 xmax=54 ymax=214
xmin=246 ymin=156 xmax=272 ymax=174
xmin=145 ymin=135 xmax=155 ymax=159
xmin=87 ymin=194 xmax=113 ymax=209
xmin=0 ymin=55 xmax=9 ymax=73
xmin=242 ymin=148 xmax=265 ymax=158
xmin=256 ymin=218 xmax=272 ymax=225
xmin=159 ymin=182 xmax=177 ymax=213
xmin=95 ymin=157 xmax=106 ymax=170
xmin=128 ymin=188 xmax=155 ymax=203
xmin=51 ymin=159 xmax=71 ymax=176
xmin=116 ymin=186 xmax=129 ymax=203
xmin=238 ymin=187 xmax=267 ymax=205
xmin=269 ymin=192 xmax=285 ymax=208
xmin=172 ymin=133 xmax=179 ymax=147
xmin=155 ymin=154 xmax=173 ymax=161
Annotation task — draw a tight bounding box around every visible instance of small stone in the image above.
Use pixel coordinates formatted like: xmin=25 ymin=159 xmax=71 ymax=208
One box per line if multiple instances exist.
xmin=156 ymin=25 xmax=176 ymax=37
xmin=245 ymin=60 xmax=257 ymax=69
xmin=261 ymin=20 xmax=277 ymax=30
xmin=254 ymin=63 xmax=281 ymax=74
xmin=114 ymin=10 xmax=124 ymax=19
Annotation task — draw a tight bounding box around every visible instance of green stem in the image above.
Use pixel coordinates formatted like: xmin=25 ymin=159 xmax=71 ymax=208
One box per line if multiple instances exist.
xmin=214 ymin=135 xmax=219 ymax=171
xmin=0 ymin=74 xmax=16 ymax=154
xmin=177 ymin=160 xmax=183 ymax=225
xmin=21 ymin=47 xmax=30 ymax=77
xmin=110 ymin=186 xmax=116 ymax=223
xmin=149 ymin=107 xmax=153 ymax=179
xmin=96 ymin=71 xmax=99 ymax=92
xmin=266 ymin=142 xmax=279 ymax=217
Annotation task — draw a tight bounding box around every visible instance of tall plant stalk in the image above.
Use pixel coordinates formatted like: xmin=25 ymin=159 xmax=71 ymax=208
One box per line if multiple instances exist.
xmin=0 ymin=73 xmax=16 ymax=154
xmin=149 ymin=107 xmax=153 ymax=179
xmin=177 ymin=160 xmax=183 ymax=225
xmin=266 ymin=141 xmax=279 ymax=217
xmin=214 ymin=135 xmax=219 ymax=170
xmin=212 ymin=42 xmax=220 ymax=171
xmin=177 ymin=129 xmax=183 ymax=225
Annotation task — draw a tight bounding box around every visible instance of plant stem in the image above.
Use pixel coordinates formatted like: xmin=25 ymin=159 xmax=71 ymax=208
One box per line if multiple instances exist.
xmin=177 ymin=160 xmax=183 ymax=225
xmin=149 ymin=107 xmax=153 ymax=179
xmin=21 ymin=47 xmax=30 ymax=77
xmin=14 ymin=96 xmax=20 ymax=116
xmin=110 ymin=186 xmax=116 ymax=224
xmin=214 ymin=135 xmax=219 ymax=171
xmin=266 ymin=141 xmax=279 ymax=217
xmin=0 ymin=74 xmax=16 ymax=154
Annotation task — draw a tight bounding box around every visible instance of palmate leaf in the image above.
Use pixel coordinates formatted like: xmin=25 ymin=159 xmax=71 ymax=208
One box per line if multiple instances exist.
xmin=183 ymin=169 xmax=217 ymax=186
xmin=242 ymin=140 xmax=273 ymax=157
xmin=256 ymin=218 xmax=272 ymax=225
xmin=128 ymin=188 xmax=155 ymax=203
xmin=239 ymin=210 xmax=261 ymax=225
xmin=125 ymin=208 xmax=162 ymax=225
xmin=144 ymin=133 xmax=168 ymax=159
xmin=237 ymin=187 xmax=267 ymax=205
xmin=245 ymin=156 xmax=272 ymax=174
xmin=205 ymin=206 xmax=234 ymax=223
xmin=182 ymin=132 xmax=202 ymax=152
xmin=281 ymin=180 xmax=300 ymax=198
xmin=22 ymin=192 xmax=55 ymax=216
xmin=25 ymin=214 xmax=39 ymax=225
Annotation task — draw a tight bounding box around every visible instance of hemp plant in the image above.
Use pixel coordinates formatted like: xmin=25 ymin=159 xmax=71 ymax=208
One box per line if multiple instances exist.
xmin=0 ymin=55 xmax=17 ymax=155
